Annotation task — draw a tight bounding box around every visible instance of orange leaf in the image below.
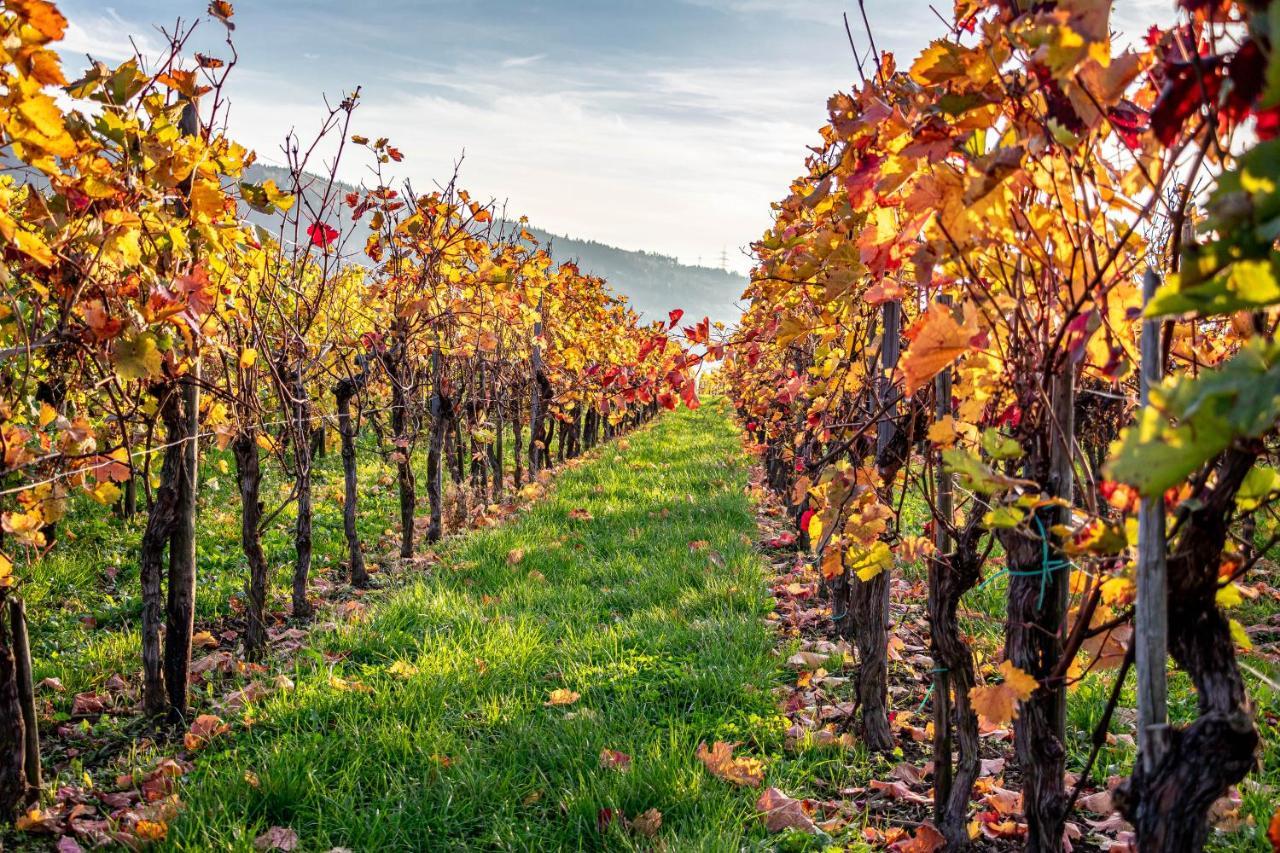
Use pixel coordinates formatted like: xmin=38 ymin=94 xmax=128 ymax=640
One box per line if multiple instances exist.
xmin=969 ymin=660 xmax=1039 ymax=727
xmin=10 ymin=0 xmax=67 ymax=41
xmin=184 ymin=714 xmax=229 ymax=750
xmin=900 ymin=303 xmax=978 ymax=397
xmin=544 ymin=688 xmax=580 ymax=706
xmin=696 ymin=740 xmax=765 ymax=787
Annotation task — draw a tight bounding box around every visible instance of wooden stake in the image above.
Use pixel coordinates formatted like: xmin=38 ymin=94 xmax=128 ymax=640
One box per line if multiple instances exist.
xmin=8 ymin=598 xmax=39 ymax=794
xmin=1136 ymin=268 xmax=1169 ymax=773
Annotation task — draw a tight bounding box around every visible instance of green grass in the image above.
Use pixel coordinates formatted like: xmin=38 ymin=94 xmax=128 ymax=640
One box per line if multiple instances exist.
xmin=11 ymin=401 xmax=1277 ymax=850
xmin=160 ymin=401 xmax=831 ymax=851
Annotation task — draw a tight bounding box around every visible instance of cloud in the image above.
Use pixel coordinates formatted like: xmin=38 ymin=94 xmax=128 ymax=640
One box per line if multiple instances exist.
xmin=502 ymin=53 xmax=547 ymax=68
xmin=680 ymin=0 xmax=839 ymax=23
xmin=58 ymin=6 xmax=165 ymax=64
xmin=219 ymin=53 xmax=836 ymax=273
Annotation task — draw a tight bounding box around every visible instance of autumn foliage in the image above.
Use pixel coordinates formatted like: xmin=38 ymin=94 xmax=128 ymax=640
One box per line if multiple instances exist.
xmin=0 ymin=0 xmax=712 ymax=832
xmin=724 ymin=0 xmax=1280 ymax=850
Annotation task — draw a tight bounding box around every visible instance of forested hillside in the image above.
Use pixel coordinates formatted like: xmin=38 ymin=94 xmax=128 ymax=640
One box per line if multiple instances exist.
xmin=244 ymin=163 xmax=746 ymax=327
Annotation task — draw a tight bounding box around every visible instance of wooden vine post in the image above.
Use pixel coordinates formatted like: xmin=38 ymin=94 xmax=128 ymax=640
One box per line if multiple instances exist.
xmin=1135 ymin=268 xmax=1168 ymax=772
xmin=8 ymin=598 xmax=39 ymax=793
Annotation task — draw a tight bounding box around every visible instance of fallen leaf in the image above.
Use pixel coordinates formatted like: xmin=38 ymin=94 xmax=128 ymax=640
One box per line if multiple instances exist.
xmin=696 ymin=741 xmax=765 ymax=787
xmin=134 ymin=820 xmax=168 ymax=842
xmin=756 ymin=786 xmax=818 ymax=834
xmin=786 ymin=651 xmax=829 ymax=669
xmin=387 ymin=660 xmax=419 ymax=679
xmin=983 ymin=785 xmax=1022 ymax=816
xmin=1079 ymin=790 xmax=1113 ymax=815
xmin=630 ymin=808 xmax=662 ymax=837
xmin=192 ymin=630 xmax=218 ymax=649
xmin=184 ymin=714 xmax=229 ymax=750
xmin=599 ymin=749 xmax=631 ymax=771
xmin=327 ymin=675 xmax=373 ymax=694
xmin=870 ymin=778 xmax=932 ymax=805
xmin=892 ymin=822 xmax=946 ymax=853
xmin=254 ymin=826 xmax=299 ymax=851
xmin=507 ymin=548 xmax=525 ymax=565
xmin=71 ymin=693 xmax=107 ymax=715
xmin=545 ymin=689 xmax=581 ymax=706
xmin=568 ymin=508 xmax=593 ymax=521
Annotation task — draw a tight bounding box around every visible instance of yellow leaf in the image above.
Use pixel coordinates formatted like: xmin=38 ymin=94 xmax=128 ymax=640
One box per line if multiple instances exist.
xmin=544 ymin=688 xmax=580 ymax=706
xmin=969 ymin=660 xmax=1038 ymax=726
xmin=328 ymin=675 xmax=373 ymax=694
xmin=1 ymin=509 xmax=46 ymax=548
xmin=16 ymin=92 xmax=66 ymax=138
xmin=239 ymin=347 xmax=257 ymax=369
xmin=1229 ymin=618 xmax=1252 ymax=652
xmin=13 ymin=229 xmax=54 ymax=266
xmin=38 ymin=402 xmax=56 ymax=428
xmin=1216 ymin=582 xmax=1243 ymax=609
xmin=388 ymin=660 xmax=419 ymax=679
xmin=851 ymin=541 xmax=894 ymax=582
xmin=927 ymin=416 xmax=957 ymax=448
xmin=189 ymin=179 xmax=225 ymax=224
xmin=86 ymin=481 xmax=122 ymax=506
xmin=0 ymin=553 xmax=13 ymax=588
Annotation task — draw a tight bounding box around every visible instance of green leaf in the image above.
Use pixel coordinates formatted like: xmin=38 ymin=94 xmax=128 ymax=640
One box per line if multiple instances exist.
xmin=981 ymin=428 xmax=1022 ymax=461
xmin=1106 ymin=339 xmax=1280 ymax=496
xmin=982 ymin=505 xmax=1025 ymax=529
xmin=112 ymin=333 xmax=163 ymax=382
xmin=1235 ymin=465 xmax=1280 ymax=511
xmin=1146 ymin=258 xmax=1280 ymax=318
xmin=942 ymin=448 xmax=1032 ymax=495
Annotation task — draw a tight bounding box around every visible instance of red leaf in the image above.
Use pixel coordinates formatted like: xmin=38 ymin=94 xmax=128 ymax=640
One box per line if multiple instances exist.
xmin=306 ymin=221 xmax=339 ymax=249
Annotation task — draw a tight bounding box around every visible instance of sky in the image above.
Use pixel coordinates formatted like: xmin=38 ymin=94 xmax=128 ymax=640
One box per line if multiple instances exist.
xmin=55 ymin=0 xmax=1173 ymax=275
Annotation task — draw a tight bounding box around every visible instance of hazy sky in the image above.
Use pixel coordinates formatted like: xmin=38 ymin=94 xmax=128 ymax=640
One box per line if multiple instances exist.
xmin=55 ymin=1 xmax=1172 ymax=274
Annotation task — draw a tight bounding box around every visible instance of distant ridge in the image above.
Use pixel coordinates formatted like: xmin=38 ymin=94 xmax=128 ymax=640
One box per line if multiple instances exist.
xmin=243 ymin=164 xmax=746 ymax=328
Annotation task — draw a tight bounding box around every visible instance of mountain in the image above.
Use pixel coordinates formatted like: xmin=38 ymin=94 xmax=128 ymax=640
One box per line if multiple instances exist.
xmin=241 ymin=164 xmax=746 ymax=328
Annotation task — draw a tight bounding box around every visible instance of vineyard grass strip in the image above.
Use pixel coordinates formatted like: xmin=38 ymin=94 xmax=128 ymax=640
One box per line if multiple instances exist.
xmin=163 ymin=401 xmax=824 ymax=850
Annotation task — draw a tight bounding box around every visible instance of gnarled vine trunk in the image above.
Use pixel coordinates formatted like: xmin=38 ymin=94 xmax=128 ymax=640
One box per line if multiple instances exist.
xmin=335 ymin=378 xmax=368 ymax=588
xmin=427 ymin=347 xmax=448 ymax=543
xmin=232 ymin=431 xmax=269 ymax=660
xmin=0 ymin=592 xmax=26 ymax=817
xmin=140 ymin=386 xmax=181 ymax=716
xmin=290 ymin=363 xmax=314 ymax=618
xmin=999 ymin=366 xmax=1074 ymax=853
xmin=1116 ymin=446 xmax=1260 ymax=852
xmin=163 ymin=367 xmax=199 ymax=725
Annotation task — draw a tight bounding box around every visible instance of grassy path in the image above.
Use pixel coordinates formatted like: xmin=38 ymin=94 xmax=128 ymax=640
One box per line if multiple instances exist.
xmin=167 ymin=402 xmax=793 ymax=851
